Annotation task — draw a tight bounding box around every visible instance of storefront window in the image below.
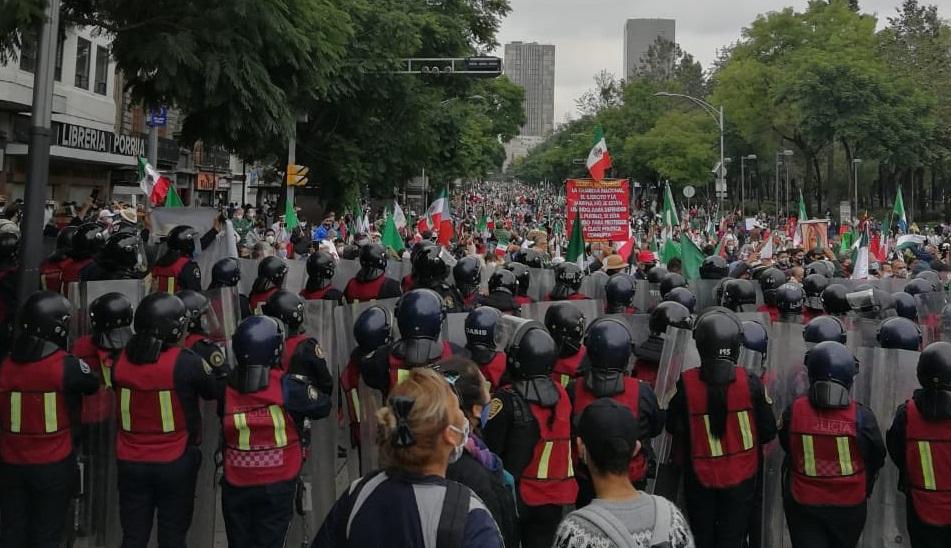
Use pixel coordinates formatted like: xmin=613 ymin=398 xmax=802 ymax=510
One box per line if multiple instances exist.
xmin=18 ymin=34 xmax=37 ymax=73
xmin=94 ymin=46 xmax=109 ymax=95
xmin=74 ymin=38 xmax=90 ymax=89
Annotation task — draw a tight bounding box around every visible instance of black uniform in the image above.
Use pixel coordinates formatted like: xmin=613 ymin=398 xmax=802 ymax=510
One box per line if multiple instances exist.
xmin=152 ymin=228 xmax=219 ymax=291
xmin=476 ymin=291 xmax=520 ymax=315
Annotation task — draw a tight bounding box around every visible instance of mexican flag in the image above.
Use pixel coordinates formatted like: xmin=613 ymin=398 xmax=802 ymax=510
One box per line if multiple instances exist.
xmin=586 ymin=125 xmax=611 ymax=181
xmin=284 ymin=196 xmax=299 ymax=231
xmin=382 ymin=211 xmax=405 ymax=253
xmin=661 ymin=182 xmax=679 ymax=236
xmin=566 ymin=207 xmax=585 ymax=268
xmin=681 ymin=236 xmax=705 ymax=280
xmin=792 ymin=190 xmax=807 ymax=247
xmin=392 ymin=199 xmax=407 ymax=230
xmin=138 ymin=156 xmax=173 ymax=206
xmin=421 ymin=186 xmax=453 ymax=244
xmin=893 ymin=186 xmax=907 ymax=234
xmin=851 ymin=224 xmax=871 ymax=280
xmin=164 ymin=185 xmax=184 ymax=208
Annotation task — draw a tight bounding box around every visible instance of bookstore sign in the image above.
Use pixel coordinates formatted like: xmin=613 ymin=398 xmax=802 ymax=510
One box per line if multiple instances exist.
xmin=58 ymin=122 xmax=147 ymax=158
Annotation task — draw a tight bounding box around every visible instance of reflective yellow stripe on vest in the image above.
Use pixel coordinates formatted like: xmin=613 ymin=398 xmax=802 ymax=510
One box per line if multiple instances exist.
xmin=703 ymin=415 xmax=724 ymax=457
xmin=102 ymin=365 xmax=113 ymax=389
xmin=836 ymin=436 xmax=854 ymax=475
xmin=120 ymin=388 xmax=132 ymax=431
xmin=43 ymin=392 xmax=58 ymax=432
xmin=560 ymin=374 xmax=569 ymax=388
xmin=537 ymin=441 xmax=554 ymax=479
xmin=738 ymin=411 xmax=754 ymax=450
xmin=158 ymin=390 xmax=176 ymax=432
xmin=234 ymin=413 xmax=250 ymax=450
xmin=269 ymin=405 xmax=288 ymax=448
xmin=802 ymin=435 xmax=817 ymax=476
xmin=567 ymin=441 xmax=574 ymax=477
xmin=349 ymin=389 xmax=362 ymax=422
xmin=9 ymin=391 xmax=21 ymax=433
xmin=166 ymin=277 xmax=175 ymax=295
xmin=919 ymin=440 xmax=937 ymax=490
xmin=397 ymin=369 xmax=409 ymax=385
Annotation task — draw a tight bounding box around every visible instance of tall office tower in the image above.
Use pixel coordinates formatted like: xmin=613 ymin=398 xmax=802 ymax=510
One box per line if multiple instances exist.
xmin=623 ymin=19 xmax=676 ymax=78
xmin=503 ymin=41 xmax=555 ymax=137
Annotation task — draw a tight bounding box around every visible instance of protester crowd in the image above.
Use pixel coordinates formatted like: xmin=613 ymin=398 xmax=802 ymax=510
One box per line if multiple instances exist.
xmin=2 ymin=181 xmax=951 ymax=548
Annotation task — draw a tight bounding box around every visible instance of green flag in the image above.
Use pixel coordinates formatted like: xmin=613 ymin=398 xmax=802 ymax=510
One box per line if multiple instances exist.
xmin=681 ymin=237 xmax=705 ymax=280
xmin=284 ymin=197 xmax=299 ymax=231
xmin=660 ymin=238 xmax=681 ymax=264
xmin=893 ymin=186 xmax=907 ymax=233
xmin=662 ymin=182 xmax=679 ymax=229
xmin=566 ymin=208 xmax=585 ymax=268
xmin=797 ymin=190 xmax=807 ymax=221
xmin=477 ymin=215 xmax=487 ymax=233
xmin=163 ymin=185 xmax=184 ymax=208
xmin=839 ymin=231 xmax=854 ymax=256
xmin=382 ymin=211 xmax=404 ymax=253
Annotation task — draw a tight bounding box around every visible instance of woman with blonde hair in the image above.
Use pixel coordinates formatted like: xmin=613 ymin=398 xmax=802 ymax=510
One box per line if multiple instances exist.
xmin=313 ymin=368 xmax=503 ymax=548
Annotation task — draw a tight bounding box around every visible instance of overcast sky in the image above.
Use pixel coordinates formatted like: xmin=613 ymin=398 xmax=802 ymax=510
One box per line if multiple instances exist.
xmin=493 ymin=0 xmax=951 ymax=124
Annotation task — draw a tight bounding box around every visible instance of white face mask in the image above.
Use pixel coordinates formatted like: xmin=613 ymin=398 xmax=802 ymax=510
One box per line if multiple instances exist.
xmin=448 ymin=421 xmax=469 ymax=464
xmin=266 ymin=235 xmax=275 ymax=245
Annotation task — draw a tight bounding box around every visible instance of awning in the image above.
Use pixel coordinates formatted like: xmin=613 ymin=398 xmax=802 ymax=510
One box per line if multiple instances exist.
xmin=4 ymin=143 xmax=139 ymax=167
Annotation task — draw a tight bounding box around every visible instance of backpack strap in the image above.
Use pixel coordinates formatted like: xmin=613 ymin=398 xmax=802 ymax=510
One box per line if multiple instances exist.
xmin=649 ymin=495 xmax=672 ymax=548
xmin=573 ymin=505 xmax=636 ymax=548
xmin=335 ymin=470 xmax=384 ymax=547
xmin=436 ymin=479 xmax=470 ymax=548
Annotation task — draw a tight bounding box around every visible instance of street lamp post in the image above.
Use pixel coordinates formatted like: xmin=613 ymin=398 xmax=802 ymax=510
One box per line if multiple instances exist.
xmin=654 ymin=92 xmax=725 ymax=206
xmin=740 ymin=154 xmax=757 ymax=215
xmin=852 ymin=158 xmax=862 ymax=221
xmin=775 ymin=149 xmax=793 ymax=218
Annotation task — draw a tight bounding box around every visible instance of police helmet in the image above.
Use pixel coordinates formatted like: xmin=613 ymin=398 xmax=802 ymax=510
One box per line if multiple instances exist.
xmin=359 ymin=243 xmax=387 ymax=275
xmin=700 ymin=255 xmax=729 ymax=279
xmin=506 ymin=324 xmax=557 ymax=379
xmin=803 ymin=274 xmax=829 ymax=299
xmin=804 ymin=316 xmax=847 ymax=345
xmin=918 ymin=342 xmax=951 ymax=391
xmin=805 ymin=260 xmax=834 ymax=278
xmin=306 ymin=251 xmax=336 ymax=283
xmin=70 ymin=223 xmax=105 ymax=260
xmin=176 ymin=289 xmax=211 ymax=333
xmin=776 ymin=283 xmax=805 ymax=316
xmin=759 ymin=267 xmax=788 ymax=306
xmin=605 ymin=275 xmax=635 ymax=312
xmin=19 ymin=291 xmax=71 ymax=349
xmin=741 ymin=320 xmax=768 ymax=354
xmin=513 ymin=248 xmax=543 ymax=268
xmin=258 ymin=256 xmax=288 ymax=286
xmin=544 ymin=302 xmax=586 ymax=354
xmin=649 ymin=301 xmax=692 ymax=335
xmin=263 ymin=289 xmax=306 ymax=334
xmin=231 ymin=316 xmax=285 ymax=392
xmin=453 ymin=256 xmax=482 ymax=293
xmin=488 ymin=268 xmax=517 ymax=295
xmin=905 ymin=278 xmax=936 ymax=297
xmin=133 ymin=293 xmax=188 ymax=345
xmin=89 ymin=292 xmax=134 ymax=333
xmin=693 ymin=307 xmax=743 ymax=364
xmin=554 ymin=262 xmax=584 ymax=291
xmin=646 ymin=267 xmax=668 ymax=284
xmin=915 ymin=270 xmax=942 ymax=293
xmin=465 ymin=306 xmax=501 ymax=350
xmin=166 ymin=225 xmax=199 ymax=256
xmin=504 ymin=262 xmax=531 ymax=296
xmin=102 ymin=231 xmax=146 ymax=272
xmin=395 ymin=289 xmax=445 ymax=340
xmin=412 ymin=244 xmax=449 ymax=286
xmin=659 ymin=272 xmax=687 ymax=298
xmin=662 ymin=286 xmax=697 ymax=313
xmin=805 ymin=341 xmax=858 ymax=408
xmin=894 ymin=292 xmax=918 ymax=322
xmin=211 ymin=257 xmax=241 ymax=288
xmin=719 ymin=278 xmax=757 ymax=311
xmin=877 ymin=316 xmax=921 ymax=351
xmin=353 ymin=305 xmax=392 ymax=352
xmin=584 ymin=318 xmax=632 ymax=372
xmin=821 ymin=284 xmax=851 ymax=315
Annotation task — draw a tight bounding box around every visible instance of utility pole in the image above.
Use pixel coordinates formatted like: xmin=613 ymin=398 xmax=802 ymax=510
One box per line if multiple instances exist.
xmin=19 ymin=0 xmax=60 ymax=311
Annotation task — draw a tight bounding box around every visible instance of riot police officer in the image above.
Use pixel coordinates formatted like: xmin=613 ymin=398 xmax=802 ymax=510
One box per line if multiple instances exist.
xmin=220 ymin=315 xmax=331 ymax=548
xmin=363 ymin=288 xmax=464 ymax=394
xmin=81 ymin=230 xmax=148 ymax=281
xmin=894 ymin=291 xmax=918 ymax=322
xmin=775 ymin=283 xmax=805 ymax=323
xmin=739 ymin=320 xmax=768 ymax=375
xmin=758 ymin=267 xmax=788 ymax=321
xmin=176 ymin=289 xmax=228 ymax=367
xmin=634 ymin=301 xmax=692 ymax=387
xmin=886 ymin=341 xmax=951 ymax=547
xmin=700 ymin=255 xmax=729 ymax=280
xmin=340 ymin=306 xmax=390 ymax=454
xmin=545 ymin=302 xmax=587 ymax=388
xmin=0 ymin=292 xmax=99 ymax=548
xmin=209 ymin=256 xmax=251 ymax=319
xmin=666 ymin=307 xmax=776 ymax=548
xmin=506 ymin=262 xmax=535 ymax=306
xmin=343 ymin=243 xmax=401 ymax=303
xmin=660 ymin=272 xmax=687 ymax=299
xmin=41 ymin=225 xmax=77 ymax=293
xmin=513 ymin=248 xmax=544 ymax=269
xmin=779 ymin=341 xmax=885 ymax=548
xmin=300 ymin=250 xmax=343 ymax=302
xmin=878 ymin=316 xmax=922 ymax=351
xmin=664 ymin=286 xmax=697 ymax=314
xmin=453 ymin=255 xmax=482 ymax=309
xmin=112 ymin=293 xmax=222 ymax=547
xmin=61 ymin=223 xmax=105 ymax=287
xmin=151 ymin=225 xmax=206 ymax=293
xmin=483 ymin=323 xmax=576 ymax=548
xmin=478 ymin=268 xmax=520 ymax=314
xmin=410 ymin=243 xmax=465 ymax=312
xmin=567 ymin=318 xmax=662 ymax=505
xmin=465 ymin=306 xmax=508 ymax=390
xmin=802 ymin=274 xmax=829 ymax=324
xmin=547 ymin=262 xmax=588 ymax=301
xmin=821 ymin=283 xmax=852 ymax=320
xmin=804 ymin=315 xmax=847 ymax=348
xmin=718 ymin=278 xmax=757 ymax=313
xmin=73 ymin=292 xmax=134 ymax=424
xmin=249 ymin=256 xmax=288 ymax=312
xmin=262 ymin=290 xmax=333 ymax=393
xmin=605 ymin=273 xmax=636 ymax=314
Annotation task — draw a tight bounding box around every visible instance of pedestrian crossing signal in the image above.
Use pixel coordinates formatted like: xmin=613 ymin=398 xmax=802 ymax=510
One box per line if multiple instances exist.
xmin=287 ymin=164 xmax=309 ymax=186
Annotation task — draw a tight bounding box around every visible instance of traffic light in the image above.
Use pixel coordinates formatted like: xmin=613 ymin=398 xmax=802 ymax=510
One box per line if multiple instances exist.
xmin=287 ymin=164 xmax=309 ymax=186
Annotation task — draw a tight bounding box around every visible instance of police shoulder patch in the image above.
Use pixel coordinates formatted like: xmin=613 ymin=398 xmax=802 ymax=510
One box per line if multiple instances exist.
xmin=315 ymin=343 xmax=325 ymax=359
xmin=78 ymin=359 xmax=92 ymax=375
xmin=210 ymin=351 xmax=225 ymax=367
xmin=487 ymin=398 xmax=503 ymax=421
xmin=202 ymin=360 xmax=213 ymax=375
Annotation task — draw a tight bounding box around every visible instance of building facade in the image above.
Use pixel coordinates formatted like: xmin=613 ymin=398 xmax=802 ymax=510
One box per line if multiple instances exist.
xmin=623 ymin=18 xmax=676 ymax=79
xmin=503 ymin=41 xmax=555 ymax=137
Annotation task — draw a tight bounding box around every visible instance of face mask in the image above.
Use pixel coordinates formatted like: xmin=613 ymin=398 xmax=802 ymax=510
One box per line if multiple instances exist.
xmin=266 ymin=235 xmax=275 ymax=245
xmin=479 ymin=402 xmax=491 ymax=430
xmin=448 ymin=421 xmax=469 ymax=464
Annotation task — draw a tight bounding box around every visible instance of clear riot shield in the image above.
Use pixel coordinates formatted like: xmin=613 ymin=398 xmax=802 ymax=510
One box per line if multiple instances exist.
xmin=646 ymin=326 xmax=697 ymax=499
xmin=284 ymin=299 xmax=342 ymax=544
xmin=480 ymin=263 xmax=497 ymax=292
xmin=689 ymin=279 xmax=721 ymax=313
xmin=187 ymin=399 xmax=222 ymax=547
xmin=70 ymin=279 xmax=148 ymax=337
xmin=860 ymin=348 xmax=919 ymax=548
xmin=443 ymin=312 xmax=469 ymax=347
xmin=580 ymin=270 xmax=609 ymax=301
xmin=237 ymin=258 xmax=259 ymax=296
xmin=529 ymin=267 xmax=556 ymax=302
xmin=761 ymin=321 xmax=808 ymax=548
xmin=518 ymin=299 xmax=603 ymax=325
xmin=604 ymin=313 xmax=651 ymax=349
xmin=283 ymin=258 xmax=307 ymax=293
xmin=915 ymin=292 xmax=947 ymax=346
xmin=332 ymin=259 xmax=360 ymax=291
xmin=203 ymin=286 xmax=242 ymax=344
xmin=849 ymin=319 xmax=880 ymax=408
xmin=494 ymin=315 xmax=545 ymax=352
xmin=332 ymin=298 xmax=400 ymax=475
xmin=385 ymin=258 xmax=407 ymax=284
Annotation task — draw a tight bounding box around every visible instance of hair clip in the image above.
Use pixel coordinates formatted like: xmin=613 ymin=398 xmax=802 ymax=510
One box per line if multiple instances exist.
xmin=391 ymin=396 xmax=416 ymax=448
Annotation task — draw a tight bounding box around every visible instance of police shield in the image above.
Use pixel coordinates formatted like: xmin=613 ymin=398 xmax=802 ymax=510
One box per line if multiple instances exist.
xmin=332 ymin=258 xmax=360 ymax=291
xmin=203 ymin=285 xmax=242 ymax=344
xmin=69 ymin=279 xmax=148 ymax=337
xmin=443 ymin=312 xmax=469 ymax=347
xmin=580 ymin=270 xmax=609 ymax=301
xmin=529 ymin=267 xmax=555 ymax=302
xmin=284 ymin=299 xmax=342 ymax=541
xmin=518 ymin=299 xmax=602 ymax=325
xmin=494 ymin=315 xmax=545 ymax=352
xmin=333 ymin=298 xmax=400 ymax=475
xmin=915 ymin=292 xmax=947 ymax=346
xmin=689 ymin=279 xmax=721 ymax=313
xmin=761 ymin=321 xmax=808 ymax=548
xmin=604 ymin=312 xmax=651 ymax=348
xmin=283 ymin=258 xmax=307 ymax=293
xmin=237 ymin=257 xmax=259 ymax=296
xmin=480 ymin=263 xmax=497 ymax=292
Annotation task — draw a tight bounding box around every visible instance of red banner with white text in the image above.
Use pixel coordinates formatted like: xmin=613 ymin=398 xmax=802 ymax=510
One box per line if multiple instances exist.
xmin=566 ymin=178 xmax=630 ymax=243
